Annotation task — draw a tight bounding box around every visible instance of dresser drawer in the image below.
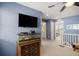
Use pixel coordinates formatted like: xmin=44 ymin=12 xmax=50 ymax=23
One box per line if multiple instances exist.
xmin=21 ymin=45 xmax=29 ymax=55
xmin=17 ymin=39 xmax=41 ymax=56
xmin=21 ymin=45 xmax=29 ymax=50
xmin=21 ymin=51 xmax=29 ymax=56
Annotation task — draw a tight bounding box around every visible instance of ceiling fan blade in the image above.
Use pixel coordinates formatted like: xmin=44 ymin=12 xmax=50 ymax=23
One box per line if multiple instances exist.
xmin=48 ymin=2 xmax=66 ymax=8
xmin=48 ymin=5 xmax=55 ymax=8
xmin=74 ymin=2 xmax=79 ymax=6
xmin=48 ymin=3 xmax=58 ymax=8
xmin=60 ymin=6 xmax=66 ymax=12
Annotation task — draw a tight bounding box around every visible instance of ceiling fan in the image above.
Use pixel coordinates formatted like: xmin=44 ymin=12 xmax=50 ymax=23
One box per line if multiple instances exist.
xmin=48 ymin=2 xmax=79 ymax=12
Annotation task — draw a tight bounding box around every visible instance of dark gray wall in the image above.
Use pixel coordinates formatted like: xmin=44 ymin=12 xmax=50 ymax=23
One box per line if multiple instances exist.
xmin=46 ymin=20 xmax=51 ymax=39
xmin=0 ymin=2 xmax=42 ymax=56
xmin=46 ymin=20 xmax=55 ymax=40
xmin=63 ymin=15 xmax=79 ymax=34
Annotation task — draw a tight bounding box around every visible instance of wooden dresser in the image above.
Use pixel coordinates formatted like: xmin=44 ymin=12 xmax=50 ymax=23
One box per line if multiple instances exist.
xmin=17 ymin=38 xmax=41 ymax=56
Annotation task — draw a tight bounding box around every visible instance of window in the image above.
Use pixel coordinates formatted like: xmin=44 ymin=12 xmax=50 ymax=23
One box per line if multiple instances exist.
xmin=66 ymin=24 xmax=79 ymax=30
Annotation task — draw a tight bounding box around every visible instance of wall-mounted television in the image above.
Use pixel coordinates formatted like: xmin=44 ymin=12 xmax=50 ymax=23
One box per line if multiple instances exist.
xmin=19 ymin=13 xmax=38 ymax=27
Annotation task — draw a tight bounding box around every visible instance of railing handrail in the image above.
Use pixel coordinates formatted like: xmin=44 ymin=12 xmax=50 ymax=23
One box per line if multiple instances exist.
xmin=64 ymin=33 xmax=79 ymax=35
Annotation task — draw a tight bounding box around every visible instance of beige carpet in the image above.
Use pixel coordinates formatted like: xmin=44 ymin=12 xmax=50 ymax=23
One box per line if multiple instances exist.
xmin=40 ymin=39 xmax=79 ymax=56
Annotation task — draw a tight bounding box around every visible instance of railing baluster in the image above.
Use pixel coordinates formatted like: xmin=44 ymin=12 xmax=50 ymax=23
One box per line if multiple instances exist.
xmin=67 ymin=34 xmax=68 ymax=45
xmin=68 ymin=34 xmax=70 ymax=44
xmin=69 ymin=34 xmax=70 ymax=45
xmin=75 ymin=35 xmax=76 ymax=43
xmin=78 ymin=35 xmax=79 ymax=43
xmin=63 ymin=33 xmax=79 ymax=47
xmin=70 ymin=34 xmax=71 ymax=45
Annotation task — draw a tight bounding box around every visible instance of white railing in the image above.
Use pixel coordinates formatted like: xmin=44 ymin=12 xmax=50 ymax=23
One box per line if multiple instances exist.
xmin=63 ymin=33 xmax=79 ymax=46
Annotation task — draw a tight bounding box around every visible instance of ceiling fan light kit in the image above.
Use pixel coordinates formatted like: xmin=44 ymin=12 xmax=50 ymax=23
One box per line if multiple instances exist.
xmin=65 ymin=2 xmax=74 ymax=7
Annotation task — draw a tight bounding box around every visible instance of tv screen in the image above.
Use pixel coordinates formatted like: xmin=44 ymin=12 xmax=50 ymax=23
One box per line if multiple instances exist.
xmin=19 ymin=14 xmax=38 ymax=27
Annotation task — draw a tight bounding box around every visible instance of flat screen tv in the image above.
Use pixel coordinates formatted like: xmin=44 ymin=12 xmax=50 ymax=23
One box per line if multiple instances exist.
xmin=19 ymin=14 xmax=38 ymax=27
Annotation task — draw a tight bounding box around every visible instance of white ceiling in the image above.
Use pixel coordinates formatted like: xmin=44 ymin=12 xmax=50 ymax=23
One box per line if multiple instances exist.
xmin=18 ymin=2 xmax=79 ymax=19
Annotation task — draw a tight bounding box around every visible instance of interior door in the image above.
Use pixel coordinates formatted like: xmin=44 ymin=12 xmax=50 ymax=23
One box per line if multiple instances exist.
xmin=55 ymin=20 xmax=64 ymax=44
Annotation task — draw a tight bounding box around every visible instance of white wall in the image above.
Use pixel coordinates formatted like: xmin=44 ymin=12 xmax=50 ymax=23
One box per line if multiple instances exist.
xmin=50 ymin=21 xmax=55 ymax=40
xmin=41 ymin=21 xmax=46 ymax=39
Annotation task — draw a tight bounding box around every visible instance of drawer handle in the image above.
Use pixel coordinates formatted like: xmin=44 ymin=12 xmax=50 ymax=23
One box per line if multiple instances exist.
xmin=25 ymin=51 xmax=28 ymax=53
